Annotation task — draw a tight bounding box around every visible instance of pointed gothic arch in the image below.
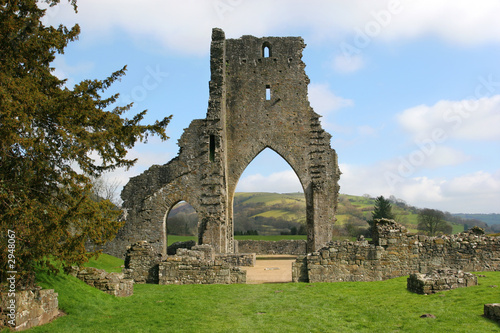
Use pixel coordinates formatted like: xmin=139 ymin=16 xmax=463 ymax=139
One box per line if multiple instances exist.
xmin=232 ymin=147 xmax=305 ymax=236
xmin=163 ymin=200 xmax=199 ymax=255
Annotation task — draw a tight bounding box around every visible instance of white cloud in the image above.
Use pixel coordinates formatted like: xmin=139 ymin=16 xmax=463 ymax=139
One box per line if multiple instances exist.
xmin=340 ymin=162 xmax=500 ymax=213
xmin=308 ymin=83 xmax=353 ymax=116
xmin=397 ymin=95 xmax=500 ymax=142
xmin=307 ymin=83 xmax=353 ymax=134
xmin=443 ymin=170 xmax=500 ymax=196
xmin=236 ymin=170 xmax=302 ymax=193
xmin=333 ymin=55 xmax=365 ymax=73
xmin=423 ymin=146 xmax=470 ymax=168
xmin=42 ymin=0 xmax=500 ymax=56
xmin=51 ymin=57 xmax=94 ymax=87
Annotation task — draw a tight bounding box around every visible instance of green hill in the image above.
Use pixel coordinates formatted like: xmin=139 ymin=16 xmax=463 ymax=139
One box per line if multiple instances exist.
xmin=165 ymin=193 xmax=494 ymax=237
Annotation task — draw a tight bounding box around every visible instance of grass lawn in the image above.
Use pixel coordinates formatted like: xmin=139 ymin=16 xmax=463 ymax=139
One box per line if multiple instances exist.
xmin=20 ymin=254 xmax=500 ymax=333
xmin=84 ymin=253 xmax=125 ymax=273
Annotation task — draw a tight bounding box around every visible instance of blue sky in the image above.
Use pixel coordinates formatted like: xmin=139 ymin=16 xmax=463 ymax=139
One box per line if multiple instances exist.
xmin=43 ymin=0 xmax=500 ymax=213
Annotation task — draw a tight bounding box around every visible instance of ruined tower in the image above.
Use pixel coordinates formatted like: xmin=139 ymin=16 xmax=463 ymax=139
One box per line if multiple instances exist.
xmin=111 ymin=28 xmax=341 ymax=257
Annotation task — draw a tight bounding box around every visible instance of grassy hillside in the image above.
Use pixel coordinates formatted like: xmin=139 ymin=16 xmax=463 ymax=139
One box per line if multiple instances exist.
xmin=23 ymin=255 xmax=500 ymax=332
xmin=166 ymin=193 xmax=483 ymax=238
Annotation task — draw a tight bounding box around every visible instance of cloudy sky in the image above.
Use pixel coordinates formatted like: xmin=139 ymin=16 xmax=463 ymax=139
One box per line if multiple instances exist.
xmin=44 ymin=0 xmax=500 ymax=213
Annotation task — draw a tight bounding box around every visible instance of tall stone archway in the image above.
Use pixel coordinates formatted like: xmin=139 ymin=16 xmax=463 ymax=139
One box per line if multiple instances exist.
xmin=109 ymin=28 xmax=341 ymax=258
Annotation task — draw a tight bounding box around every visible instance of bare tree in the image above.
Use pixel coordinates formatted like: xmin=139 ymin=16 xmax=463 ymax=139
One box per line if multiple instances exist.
xmin=90 ymin=176 xmax=122 ymax=207
xmin=417 ymin=208 xmax=451 ymax=236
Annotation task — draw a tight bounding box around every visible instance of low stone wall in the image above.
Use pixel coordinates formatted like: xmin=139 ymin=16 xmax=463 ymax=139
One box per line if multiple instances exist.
xmin=407 ymin=269 xmax=477 ymax=294
xmin=216 ymin=253 xmax=256 ymax=267
xmin=297 ymin=219 xmax=500 ymax=283
xmin=237 ymin=240 xmax=307 ymax=255
xmin=159 ymin=246 xmax=246 ymax=285
xmin=0 ymin=288 xmax=59 ymax=331
xmin=484 ymin=304 xmax=500 ymax=322
xmin=70 ymin=267 xmax=133 ymax=297
xmin=123 ymin=241 xmax=164 ymax=284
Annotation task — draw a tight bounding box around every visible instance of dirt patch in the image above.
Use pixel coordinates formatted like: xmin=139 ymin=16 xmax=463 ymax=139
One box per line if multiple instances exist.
xmin=240 ymin=255 xmax=296 ymax=284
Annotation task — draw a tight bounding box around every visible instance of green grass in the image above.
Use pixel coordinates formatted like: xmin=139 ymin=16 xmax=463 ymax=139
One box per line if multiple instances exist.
xmin=167 ymin=235 xmax=197 ymax=246
xmin=29 ymin=260 xmax=500 ymax=332
xmin=236 ymin=192 xmax=304 ymax=206
xmin=84 ymin=253 xmax=124 ymax=273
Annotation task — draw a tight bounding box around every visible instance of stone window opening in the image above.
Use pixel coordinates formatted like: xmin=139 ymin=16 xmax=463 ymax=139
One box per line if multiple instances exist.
xmin=262 ymin=42 xmax=271 ymax=58
xmin=266 ymin=85 xmax=271 ymax=100
xmin=209 ymin=135 xmax=216 ymax=162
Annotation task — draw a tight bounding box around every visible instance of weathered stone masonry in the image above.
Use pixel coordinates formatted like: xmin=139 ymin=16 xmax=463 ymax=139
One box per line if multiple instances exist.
xmin=0 ymin=289 xmax=59 ymax=331
xmin=293 ymin=219 xmax=500 ymax=283
xmin=106 ymin=28 xmax=341 ymax=258
xmin=123 ymin=242 xmax=247 ymax=285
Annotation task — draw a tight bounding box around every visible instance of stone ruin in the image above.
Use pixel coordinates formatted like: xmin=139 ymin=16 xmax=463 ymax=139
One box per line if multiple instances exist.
xmin=123 ymin=241 xmax=249 ymax=285
xmin=119 ymin=219 xmax=499 ymax=286
xmin=407 ymin=269 xmax=478 ymax=294
xmin=68 ymin=267 xmax=134 ymax=297
xmin=293 ymin=219 xmax=500 ymax=283
xmin=103 ymin=27 xmax=341 ymax=259
xmin=95 ymin=28 xmax=500 ymax=289
xmin=0 ymin=288 xmax=59 ymax=331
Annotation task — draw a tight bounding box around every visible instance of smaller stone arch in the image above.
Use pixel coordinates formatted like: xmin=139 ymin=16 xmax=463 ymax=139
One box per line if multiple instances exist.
xmin=162 ymin=200 xmax=200 ymax=255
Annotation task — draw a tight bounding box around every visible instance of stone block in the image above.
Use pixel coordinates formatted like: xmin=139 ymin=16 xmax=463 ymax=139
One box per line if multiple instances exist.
xmin=484 ymin=304 xmax=500 ymax=322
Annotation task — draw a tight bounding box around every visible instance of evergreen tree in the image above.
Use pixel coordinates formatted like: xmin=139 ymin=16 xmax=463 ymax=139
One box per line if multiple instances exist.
xmin=0 ymin=0 xmax=171 ymax=289
xmin=368 ymin=196 xmax=395 ymax=234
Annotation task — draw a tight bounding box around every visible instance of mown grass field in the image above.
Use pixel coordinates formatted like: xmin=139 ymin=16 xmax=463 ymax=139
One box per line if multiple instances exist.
xmin=15 ymin=254 xmax=500 ymax=332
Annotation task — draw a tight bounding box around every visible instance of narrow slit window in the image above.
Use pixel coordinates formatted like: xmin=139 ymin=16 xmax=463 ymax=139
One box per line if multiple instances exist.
xmin=209 ymin=135 xmax=215 ymax=162
xmin=263 ymin=46 xmax=270 ymax=58
xmin=265 ymin=85 xmax=271 ymax=100
xmin=262 ymin=42 xmax=271 ymax=58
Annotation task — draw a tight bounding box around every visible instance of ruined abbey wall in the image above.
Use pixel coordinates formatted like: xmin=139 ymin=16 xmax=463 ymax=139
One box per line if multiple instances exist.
xmin=236 ymin=239 xmax=307 ymax=255
xmin=293 ymin=220 xmax=500 ymax=283
xmin=105 ymin=28 xmax=340 ymax=258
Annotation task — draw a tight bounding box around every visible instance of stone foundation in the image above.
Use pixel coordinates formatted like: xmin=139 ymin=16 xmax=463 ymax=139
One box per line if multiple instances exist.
xmin=69 ymin=267 xmax=133 ymax=297
xmin=484 ymin=304 xmax=500 ymax=322
xmin=295 ymin=219 xmax=500 ymax=283
xmin=237 ymin=240 xmax=307 ymax=255
xmin=407 ymin=269 xmax=477 ymax=294
xmin=0 ymin=288 xmax=59 ymax=331
xmin=216 ymin=253 xmax=256 ymax=267
xmin=123 ymin=241 xmax=163 ymax=284
xmin=159 ymin=246 xmax=246 ymax=285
